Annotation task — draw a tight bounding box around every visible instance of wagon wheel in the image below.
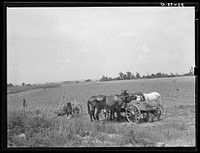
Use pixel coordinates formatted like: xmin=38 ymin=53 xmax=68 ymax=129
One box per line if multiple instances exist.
xmin=154 ymin=107 xmax=162 ymax=120
xmin=72 ymin=103 xmax=83 ymax=117
xmin=126 ymin=104 xmax=141 ymax=124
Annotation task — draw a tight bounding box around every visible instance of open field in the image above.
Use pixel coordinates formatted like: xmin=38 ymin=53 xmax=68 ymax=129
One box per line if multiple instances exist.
xmin=7 ymin=76 xmax=196 ymax=147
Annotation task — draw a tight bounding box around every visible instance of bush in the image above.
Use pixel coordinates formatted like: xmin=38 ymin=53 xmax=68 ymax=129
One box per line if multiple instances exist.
xmin=8 ymin=109 xmax=194 ymax=147
xmin=7 ymin=110 xmax=58 ymax=147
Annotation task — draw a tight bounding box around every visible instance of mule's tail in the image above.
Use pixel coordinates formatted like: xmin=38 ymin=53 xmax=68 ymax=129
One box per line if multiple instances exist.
xmin=87 ymin=100 xmax=91 ymax=114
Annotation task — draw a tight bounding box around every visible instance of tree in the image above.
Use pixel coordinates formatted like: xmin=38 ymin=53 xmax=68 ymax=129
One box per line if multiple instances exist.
xmin=22 ymin=82 xmax=25 ymax=86
xmin=136 ymin=72 xmax=141 ymax=78
xmin=155 ymin=72 xmax=162 ymax=78
xmin=100 ymin=75 xmax=106 ymax=81
xmin=122 ymin=74 xmax=127 ymax=80
xmin=126 ymin=71 xmax=132 ymax=79
xmin=130 ymin=74 xmax=136 ymax=79
xmin=108 ymin=77 xmax=113 ymax=81
xmin=161 ymin=73 xmax=168 ymax=77
xmin=151 ymin=73 xmax=156 ymax=78
xmin=119 ymin=72 xmax=124 ymax=79
xmin=115 ymin=77 xmax=121 ymax=80
xmin=100 ymin=75 xmax=111 ymax=81
xmin=170 ymin=73 xmax=175 ymax=77
xmin=85 ymin=79 xmax=91 ymax=82
xmin=7 ymin=83 xmax=14 ymax=87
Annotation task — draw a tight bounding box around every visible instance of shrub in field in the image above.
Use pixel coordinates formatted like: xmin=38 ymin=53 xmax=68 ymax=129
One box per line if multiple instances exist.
xmin=8 ymin=111 xmax=26 ymax=135
xmin=121 ymin=128 xmax=156 ymax=147
xmin=7 ymin=110 xmax=59 ymax=147
xmin=8 ymin=111 xmax=96 ymax=147
xmin=7 ymin=108 xmax=194 ymax=147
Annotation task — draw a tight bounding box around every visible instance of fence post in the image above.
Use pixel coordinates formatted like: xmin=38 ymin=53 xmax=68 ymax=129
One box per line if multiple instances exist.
xmin=23 ymin=99 xmax=27 ymax=117
xmin=22 ymin=98 xmax=27 ymax=134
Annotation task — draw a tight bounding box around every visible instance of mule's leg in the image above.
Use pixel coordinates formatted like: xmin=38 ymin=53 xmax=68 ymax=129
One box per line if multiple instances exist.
xmin=116 ymin=109 xmax=121 ymax=122
xmin=103 ymin=111 xmax=107 ymax=120
xmin=90 ymin=109 xmax=96 ymax=122
xmin=109 ymin=110 xmax=111 ymax=121
xmin=89 ymin=110 xmax=93 ymax=122
xmin=110 ymin=110 xmax=115 ymax=121
xmin=105 ymin=111 xmax=110 ymax=120
xmin=103 ymin=110 xmax=109 ymax=120
xmin=92 ymin=109 xmax=96 ymax=120
xmin=96 ymin=109 xmax=101 ymax=121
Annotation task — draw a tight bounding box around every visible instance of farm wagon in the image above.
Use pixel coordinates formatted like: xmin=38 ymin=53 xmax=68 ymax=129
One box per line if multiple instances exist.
xmin=124 ymin=99 xmax=162 ymax=124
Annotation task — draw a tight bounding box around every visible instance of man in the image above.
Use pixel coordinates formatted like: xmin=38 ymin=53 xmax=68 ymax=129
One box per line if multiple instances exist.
xmin=66 ymin=102 xmax=73 ymax=116
xmin=120 ymin=90 xmax=129 ymax=102
xmin=23 ymin=99 xmax=27 ymax=108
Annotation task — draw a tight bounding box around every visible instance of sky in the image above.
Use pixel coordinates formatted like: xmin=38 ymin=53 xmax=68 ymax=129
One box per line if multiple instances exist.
xmin=7 ymin=7 xmax=195 ymax=84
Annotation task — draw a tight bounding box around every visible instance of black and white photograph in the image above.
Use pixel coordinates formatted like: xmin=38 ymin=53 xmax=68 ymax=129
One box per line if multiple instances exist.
xmin=4 ymin=2 xmax=197 ymax=149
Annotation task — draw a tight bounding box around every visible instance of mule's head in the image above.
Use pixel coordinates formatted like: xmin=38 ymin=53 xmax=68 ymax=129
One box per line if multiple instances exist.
xmin=128 ymin=93 xmax=137 ymax=101
xmin=120 ymin=89 xmax=128 ymax=96
xmin=121 ymin=93 xmax=134 ymax=103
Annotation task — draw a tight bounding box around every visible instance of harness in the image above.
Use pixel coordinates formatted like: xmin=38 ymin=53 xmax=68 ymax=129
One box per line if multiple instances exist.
xmin=95 ymin=96 xmax=106 ymax=108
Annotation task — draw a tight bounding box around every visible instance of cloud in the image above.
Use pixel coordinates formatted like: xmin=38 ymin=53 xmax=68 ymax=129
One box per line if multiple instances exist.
xmin=32 ymin=65 xmax=42 ymax=72
xmin=182 ymin=54 xmax=194 ymax=63
xmin=164 ymin=22 xmax=193 ymax=38
xmin=136 ymin=55 xmax=149 ymax=64
xmin=80 ymin=48 xmax=92 ymax=53
xmin=140 ymin=45 xmax=153 ymax=54
xmin=105 ymin=60 xmax=113 ymax=68
xmin=64 ymin=58 xmax=71 ymax=64
xmin=56 ymin=58 xmax=80 ymax=68
xmin=80 ymin=59 xmax=97 ymax=70
xmin=56 ymin=59 xmax=62 ymax=63
xmin=121 ymin=31 xmax=140 ymax=37
xmin=8 ymin=66 xmax=27 ymax=77
xmin=60 ymin=65 xmax=66 ymax=69
xmin=53 ymin=25 xmax=75 ymax=36
xmin=137 ymin=46 xmax=173 ymax=64
xmin=8 ymin=22 xmax=45 ymax=39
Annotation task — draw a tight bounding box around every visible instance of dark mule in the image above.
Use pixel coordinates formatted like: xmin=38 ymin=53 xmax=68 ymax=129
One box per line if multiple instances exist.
xmin=107 ymin=90 xmax=131 ymax=121
xmin=103 ymin=95 xmax=125 ymax=122
xmin=87 ymin=95 xmax=106 ymax=122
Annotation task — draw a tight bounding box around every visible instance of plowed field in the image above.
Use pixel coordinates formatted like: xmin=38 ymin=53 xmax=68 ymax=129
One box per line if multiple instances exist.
xmin=7 ymin=76 xmax=196 ymax=147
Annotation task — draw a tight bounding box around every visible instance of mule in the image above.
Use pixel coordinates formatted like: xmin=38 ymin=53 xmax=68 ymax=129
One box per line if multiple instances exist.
xmin=87 ymin=92 xmax=135 ymax=122
xmin=143 ymin=92 xmax=165 ymax=114
xmin=87 ymin=95 xmax=106 ymax=122
xmin=87 ymin=95 xmax=124 ymax=122
xmin=101 ymin=95 xmax=127 ymax=122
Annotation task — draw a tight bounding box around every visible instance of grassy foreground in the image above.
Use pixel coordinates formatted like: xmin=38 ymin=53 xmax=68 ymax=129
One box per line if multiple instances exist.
xmin=7 ymin=104 xmax=195 ymax=147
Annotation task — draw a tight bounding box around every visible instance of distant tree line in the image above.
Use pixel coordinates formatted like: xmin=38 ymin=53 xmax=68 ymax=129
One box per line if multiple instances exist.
xmin=7 ymin=67 xmax=194 ymax=86
xmin=99 ymin=67 xmax=194 ymax=82
xmin=7 ymin=82 xmax=31 ymax=87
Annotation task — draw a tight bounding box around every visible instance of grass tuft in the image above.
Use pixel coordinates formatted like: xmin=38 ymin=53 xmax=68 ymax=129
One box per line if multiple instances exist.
xmin=7 ymin=109 xmax=195 ymax=147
